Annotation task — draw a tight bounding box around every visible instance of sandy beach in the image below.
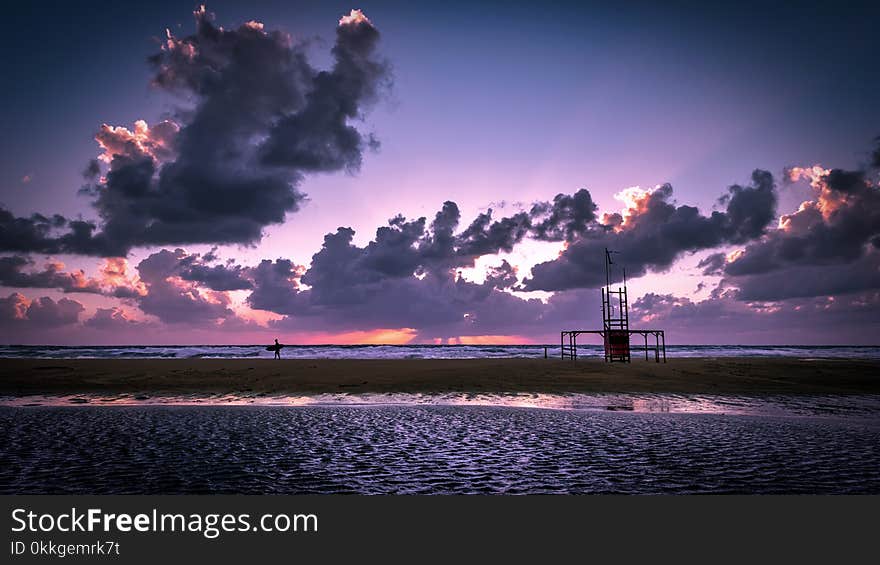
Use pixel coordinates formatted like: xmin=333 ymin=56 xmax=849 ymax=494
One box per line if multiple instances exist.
xmin=0 ymin=357 xmax=878 ymax=397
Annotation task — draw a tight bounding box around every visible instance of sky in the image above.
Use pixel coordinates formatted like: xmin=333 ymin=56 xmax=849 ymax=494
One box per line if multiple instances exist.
xmin=1 ymin=0 xmax=878 ymax=345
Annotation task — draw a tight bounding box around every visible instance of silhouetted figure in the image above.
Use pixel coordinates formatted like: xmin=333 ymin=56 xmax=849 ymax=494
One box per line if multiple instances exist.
xmin=273 ymin=338 xmax=281 ymax=359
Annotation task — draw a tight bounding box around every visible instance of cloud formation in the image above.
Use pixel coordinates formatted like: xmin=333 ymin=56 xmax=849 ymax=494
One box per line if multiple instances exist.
xmin=242 ymin=203 xmax=546 ymax=337
xmin=0 ymin=7 xmax=389 ymax=257
xmin=0 ymin=256 xmax=101 ymax=294
xmin=716 ymin=145 xmax=880 ymax=301
xmin=524 ymin=171 xmax=777 ymax=291
xmin=0 ymin=255 xmax=145 ymax=298
xmin=0 ymin=293 xmax=84 ymax=328
xmin=83 ymin=307 xmax=146 ymax=331
xmin=4 ymin=134 xmax=878 ymax=343
xmin=260 ymin=9 xmax=388 ymax=171
xmin=0 ymin=209 xmax=105 ymax=256
xmin=529 ymin=189 xmax=598 ymax=242
xmin=630 ymin=291 xmax=880 ymax=345
xmin=134 ymin=249 xmax=237 ymax=324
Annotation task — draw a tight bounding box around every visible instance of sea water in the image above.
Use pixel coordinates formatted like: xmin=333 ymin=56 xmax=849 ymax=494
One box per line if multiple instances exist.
xmin=1 ymin=344 xmax=879 ymax=359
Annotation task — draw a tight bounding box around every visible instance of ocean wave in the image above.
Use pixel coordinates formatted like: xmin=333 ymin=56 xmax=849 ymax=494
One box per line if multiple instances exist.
xmin=0 ymin=344 xmax=878 ymax=360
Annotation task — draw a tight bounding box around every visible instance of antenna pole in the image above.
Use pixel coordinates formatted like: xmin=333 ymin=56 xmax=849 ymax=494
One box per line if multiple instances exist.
xmin=604 ymin=248 xmax=611 ymax=291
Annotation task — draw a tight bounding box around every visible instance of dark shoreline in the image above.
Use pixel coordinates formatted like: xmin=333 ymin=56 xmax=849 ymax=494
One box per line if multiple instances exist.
xmin=1 ymin=357 xmax=879 ymax=396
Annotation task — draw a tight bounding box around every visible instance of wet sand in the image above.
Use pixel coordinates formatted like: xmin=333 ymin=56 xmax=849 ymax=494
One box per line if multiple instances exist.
xmin=0 ymin=357 xmax=878 ymax=396
xmin=4 ymin=404 xmax=878 ymax=494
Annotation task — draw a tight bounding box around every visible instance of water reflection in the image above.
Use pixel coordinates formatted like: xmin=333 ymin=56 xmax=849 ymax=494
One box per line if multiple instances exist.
xmin=2 ymin=391 xmax=879 ymax=419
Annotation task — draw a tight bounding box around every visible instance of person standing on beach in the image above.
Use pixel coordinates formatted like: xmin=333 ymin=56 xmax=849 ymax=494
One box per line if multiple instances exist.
xmin=274 ymin=338 xmax=281 ymax=360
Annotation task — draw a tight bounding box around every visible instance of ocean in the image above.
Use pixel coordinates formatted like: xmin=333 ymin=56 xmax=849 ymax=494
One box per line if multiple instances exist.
xmin=1 ymin=344 xmax=879 ymax=359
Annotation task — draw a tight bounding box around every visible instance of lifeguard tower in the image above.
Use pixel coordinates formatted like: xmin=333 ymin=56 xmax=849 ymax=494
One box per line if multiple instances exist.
xmin=560 ymin=249 xmax=666 ymax=363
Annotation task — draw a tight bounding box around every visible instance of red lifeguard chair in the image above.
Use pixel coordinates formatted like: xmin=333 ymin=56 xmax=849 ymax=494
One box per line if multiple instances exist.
xmin=601 ymin=249 xmax=631 ymax=362
xmin=560 ymin=249 xmax=666 ymax=363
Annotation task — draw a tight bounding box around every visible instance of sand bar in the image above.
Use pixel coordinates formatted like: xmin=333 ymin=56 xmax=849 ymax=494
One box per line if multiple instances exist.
xmin=0 ymin=357 xmax=878 ymax=396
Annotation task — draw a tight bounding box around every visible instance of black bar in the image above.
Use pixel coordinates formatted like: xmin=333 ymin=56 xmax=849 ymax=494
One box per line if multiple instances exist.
xmin=1 ymin=496 xmax=876 ymax=563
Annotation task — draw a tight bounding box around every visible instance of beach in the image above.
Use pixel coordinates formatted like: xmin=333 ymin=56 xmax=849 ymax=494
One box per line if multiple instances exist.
xmin=1 ymin=357 xmax=878 ymax=397
xmin=3 ymin=357 xmax=880 ymax=495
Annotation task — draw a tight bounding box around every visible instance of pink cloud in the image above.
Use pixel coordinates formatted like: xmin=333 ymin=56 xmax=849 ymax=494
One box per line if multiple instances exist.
xmin=339 ymin=9 xmax=371 ymax=27
xmin=95 ymin=119 xmax=179 ymax=164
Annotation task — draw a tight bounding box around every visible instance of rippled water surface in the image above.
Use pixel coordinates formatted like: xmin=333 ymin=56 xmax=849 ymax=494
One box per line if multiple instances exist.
xmin=1 ymin=405 xmax=878 ymax=494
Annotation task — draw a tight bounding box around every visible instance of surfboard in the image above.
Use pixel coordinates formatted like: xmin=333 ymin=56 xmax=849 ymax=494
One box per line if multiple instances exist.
xmin=266 ymin=344 xmax=285 ymax=352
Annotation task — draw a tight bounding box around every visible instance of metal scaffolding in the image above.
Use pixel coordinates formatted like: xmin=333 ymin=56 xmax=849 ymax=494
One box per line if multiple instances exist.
xmin=560 ymin=248 xmax=667 ymax=363
xmin=560 ymin=329 xmax=666 ymax=362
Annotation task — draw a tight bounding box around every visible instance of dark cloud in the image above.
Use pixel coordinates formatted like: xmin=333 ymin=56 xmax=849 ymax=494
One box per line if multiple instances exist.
xmin=416 ymin=202 xmax=461 ymax=271
xmin=717 ymin=171 xmax=779 ymax=243
xmin=728 ymin=251 xmax=880 ymax=301
xmin=0 ymin=211 xmax=60 ymax=254
xmin=26 ymin=296 xmax=85 ymax=327
xmin=630 ymin=291 xmax=880 ymax=345
xmin=201 ymin=247 xmax=220 ymax=263
xmin=456 ymin=210 xmax=531 ymax=259
xmin=278 ymin=201 xmax=544 ymax=317
xmin=246 ymin=259 xmax=303 ymax=313
xmin=0 ymin=293 xmax=84 ymax=328
xmin=241 ymin=176 xmax=777 ymax=337
xmin=718 ymin=150 xmax=880 ymax=300
xmin=524 ymin=171 xmax=778 ymax=291
xmin=0 ymin=255 xmax=145 ymax=298
xmin=244 ymin=203 xmax=555 ymax=337
xmin=75 ymin=150 xmax=880 ymax=337
xmin=0 ymin=209 xmax=107 ymax=256
xmin=179 ymin=263 xmax=252 ymax=291
xmin=697 ymin=252 xmax=726 ymax=275
xmin=823 ymin=168 xmax=865 ymax=194
xmin=83 ymin=307 xmax=145 ymax=331
xmin=529 ymin=189 xmax=598 ymax=242
xmin=82 ymin=159 xmax=101 ymax=180
xmin=135 ymin=249 xmax=236 ymax=324
xmin=484 ymin=260 xmax=518 ymax=290
xmin=259 ymin=10 xmax=389 ymax=171
xmin=0 ymin=293 xmax=28 ymax=322
xmin=362 ymin=216 xmax=428 ymax=277
xmin=269 ymin=271 xmax=550 ymax=338
xmin=0 ymin=256 xmax=102 ymax=294
xmin=727 ymin=168 xmax=878 ymax=276
xmin=239 ymin=189 xmax=721 ymax=339
xmin=0 ymin=7 xmax=389 ymax=257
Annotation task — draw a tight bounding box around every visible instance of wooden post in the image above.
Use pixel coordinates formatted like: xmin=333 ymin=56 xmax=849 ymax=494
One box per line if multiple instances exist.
xmin=662 ymin=332 xmax=666 ymax=363
xmin=655 ymin=333 xmax=660 ymax=363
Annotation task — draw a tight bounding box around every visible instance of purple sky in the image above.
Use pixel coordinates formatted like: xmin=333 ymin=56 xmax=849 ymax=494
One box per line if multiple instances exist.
xmin=1 ymin=1 xmax=878 ymax=345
